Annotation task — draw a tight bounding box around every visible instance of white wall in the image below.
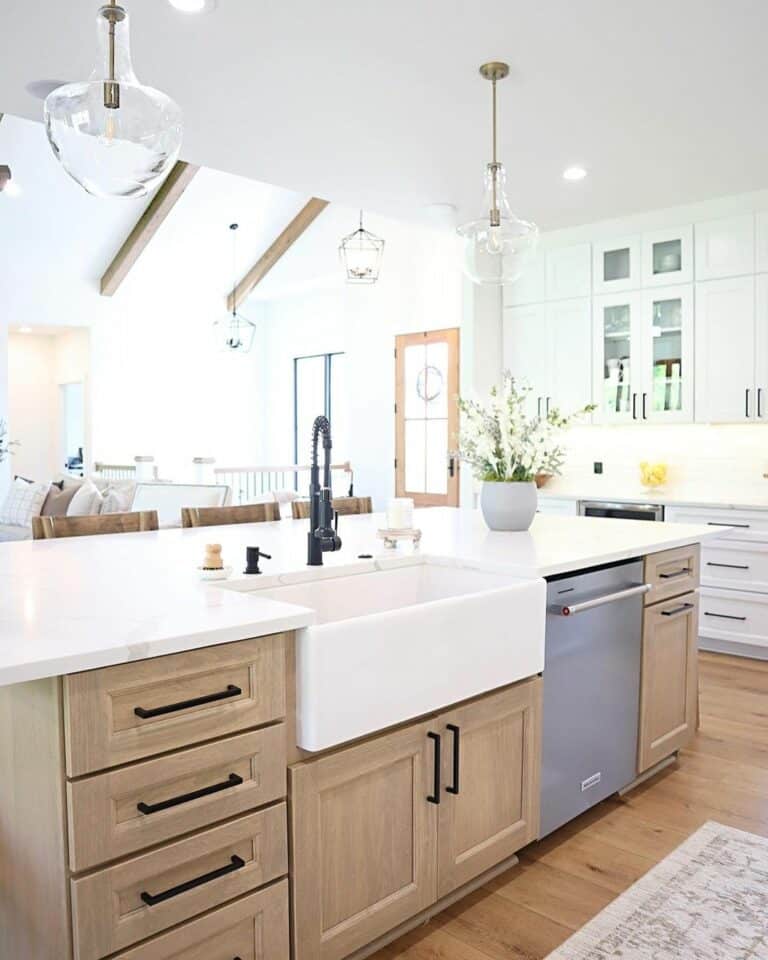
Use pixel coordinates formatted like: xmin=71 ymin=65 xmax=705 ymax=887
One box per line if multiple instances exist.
xmin=6 ymin=329 xmax=90 ymax=483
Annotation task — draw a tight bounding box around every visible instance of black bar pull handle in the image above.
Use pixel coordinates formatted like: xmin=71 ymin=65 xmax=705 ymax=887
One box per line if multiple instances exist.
xmin=707 ymin=522 xmax=750 ymax=529
xmin=661 ymin=602 xmax=695 ymax=617
xmin=446 ymin=724 xmax=460 ymax=795
xmin=746 ymin=387 xmax=751 ymax=418
xmin=704 ymin=611 xmax=747 ymax=622
xmin=759 ymin=387 xmax=764 ymax=418
xmin=427 ymin=732 xmax=441 ymax=804
xmin=659 ymin=568 xmax=691 ymax=580
xmin=642 ymin=392 xmax=648 ymax=420
xmin=134 ymin=684 xmax=242 ymax=720
xmin=706 ymin=562 xmax=750 ymax=570
xmin=632 ymin=393 xmax=638 ymax=420
xmin=137 ymin=773 xmax=243 ymax=816
xmin=140 ymin=854 xmax=245 ymax=906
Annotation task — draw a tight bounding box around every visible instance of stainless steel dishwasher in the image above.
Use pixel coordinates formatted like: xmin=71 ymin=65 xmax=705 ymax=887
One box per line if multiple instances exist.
xmin=539 ymin=559 xmax=651 ymax=838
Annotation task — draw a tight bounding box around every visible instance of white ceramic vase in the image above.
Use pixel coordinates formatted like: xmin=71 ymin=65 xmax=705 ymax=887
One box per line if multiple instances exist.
xmin=480 ymin=481 xmax=538 ymax=531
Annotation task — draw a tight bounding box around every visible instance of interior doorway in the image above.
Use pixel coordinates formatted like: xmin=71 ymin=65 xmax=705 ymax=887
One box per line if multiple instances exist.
xmin=60 ymin=382 xmax=85 ymax=476
xmin=394 ymin=328 xmax=460 ymax=507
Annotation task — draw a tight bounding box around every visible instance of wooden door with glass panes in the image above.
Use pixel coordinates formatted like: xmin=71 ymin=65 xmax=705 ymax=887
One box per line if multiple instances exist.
xmin=395 ymin=328 xmax=460 ymax=507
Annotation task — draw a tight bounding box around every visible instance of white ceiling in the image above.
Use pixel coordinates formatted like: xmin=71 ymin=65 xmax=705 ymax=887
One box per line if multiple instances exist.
xmin=2 ymin=0 xmax=768 ymax=230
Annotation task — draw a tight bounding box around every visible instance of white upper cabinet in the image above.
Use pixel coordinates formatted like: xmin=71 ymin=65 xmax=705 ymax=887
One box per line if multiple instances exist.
xmin=546 ymin=244 xmax=592 ymax=300
xmin=592 ymin=292 xmax=642 ymax=423
xmin=592 ymin=236 xmax=641 ymax=294
xmin=695 ymin=214 xmax=755 ymax=280
xmin=503 ymin=303 xmax=550 ymax=415
xmin=641 ymin=226 xmax=693 ymax=287
xmin=640 ymin=285 xmax=694 ymax=422
xmin=755 ymin=274 xmax=768 ymax=420
xmin=695 ymin=276 xmax=755 ymax=422
xmin=504 ymin=249 xmax=547 ymax=306
xmin=547 ymin=298 xmax=592 ymax=416
xmin=756 ymin=212 xmax=768 ymax=274
xmin=503 ymin=299 xmax=592 ymax=419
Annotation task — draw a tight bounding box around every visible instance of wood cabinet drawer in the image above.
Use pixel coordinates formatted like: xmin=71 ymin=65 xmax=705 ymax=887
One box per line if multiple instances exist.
xmin=68 ymin=725 xmax=286 ymax=872
xmin=665 ymin=505 xmax=768 ymax=543
xmin=72 ymin=803 xmax=287 ymax=960
xmin=64 ymin=634 xmax=286 ymax=776
xmin=644 ymin=544 xmax=700 ymax=605
xmin=701 ymin=540 xmax=768 ymax=594
xmin=699 ymin=587 xmax=768 ymax=648
xmin=111 ymin=879 xmax=289 ymax=960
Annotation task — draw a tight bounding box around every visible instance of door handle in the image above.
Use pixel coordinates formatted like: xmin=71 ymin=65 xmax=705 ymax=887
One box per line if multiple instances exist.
xmin=137 ymin=773 xmax=243 ymax=816
xmin=632 ymin=393 xmax=638 ymax=420
xmin=707 ymin=522 xmax=750 ymax=529
xmin=446 ymin=724 xmax=460 ymax=796
xmin=537 ymin=397 xmax=542 ymax=418
xmin=746 ymin=388 xmax=751 ymax=418
xmin=140 ymin=855 xmax=245 ymax=906
xmin=134 ymin=684 xmax=241 ymax=720
xmin=427 ymin=731 xmax=441 ymax=804
xmin=642 ymin=392 xmax=648 ymax=420
xmin=661 ymin=602 xmax=695 ymax=617
xmin=759 ymin=388 xmax=764 ymax=418
xmin=704 ymin=611 xmax=747 ymax=622
xmin=658 ymin=568 xmax=691 ymax=580
xmin=706 ymin=562 xmax=750 ymax=570
xmin=552 ymin=583 xmax=651 ymax=616
xmin=448 ymin=455 xmax=456 ymax=478
xmin=545 ymin=397 xmax=551 ymax=416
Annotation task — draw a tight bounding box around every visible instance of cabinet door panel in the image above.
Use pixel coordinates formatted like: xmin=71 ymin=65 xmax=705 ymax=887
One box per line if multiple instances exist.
xmin=547 ymin=298 xmax=592 ymax=415
xmin=641 ymin=284 xmax=694 ymax=423
xmin=694 ymin=277 xmax=755 ymax=422
xmin=695 ymin=214 xmax=754 ymax=280
xmin=755 ymin=274 xmax=768 ymax=420
xmin=503 ymin=304 xmax=550 ymax=414
xmin=290 ymin=722 xmax=437 ymax=960
xmin=592 ymin=236 xmax=641 ymax=294
xmin=638 ymin=595 xmax=698 ymax=773
xmin=642 ymin=226 xmax=693 ymax=287
xmin=757 ymin=211 xmax=768 ymax=274
xmin=546 ymin=244 xmax=591 ymax=299
xmin=504 ymin=249 xmax=547 ymax=305
xmin=592 ymin=293 xmax=642 ymax=423
xmin=437 ymin=680 xmax=541 ymax=898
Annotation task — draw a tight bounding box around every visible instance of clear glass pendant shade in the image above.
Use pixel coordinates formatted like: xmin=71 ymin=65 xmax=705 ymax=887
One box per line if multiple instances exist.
xmin=214 ymin=311 xmax=257 ymax=354
xmin=44 ymin=4 xmax=183 ymax=198
xmin=458 ymin=162 xmax=538 ymax=286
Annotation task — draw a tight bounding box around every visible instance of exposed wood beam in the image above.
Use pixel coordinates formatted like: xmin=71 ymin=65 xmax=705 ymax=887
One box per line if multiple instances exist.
xmin=227 ymin=197 xmax=329 ymax=311
xmin=100 ymin=160 xmax=199 ymax=296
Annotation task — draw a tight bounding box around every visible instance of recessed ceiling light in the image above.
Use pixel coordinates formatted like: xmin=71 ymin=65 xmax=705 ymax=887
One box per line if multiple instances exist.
xmin=168 ymin=0 xmax=216 ymax=12
xmin=563 ymin=166 xmax=588 ymax=182
xmin=19 ymin=326 xmax=33 ymax=334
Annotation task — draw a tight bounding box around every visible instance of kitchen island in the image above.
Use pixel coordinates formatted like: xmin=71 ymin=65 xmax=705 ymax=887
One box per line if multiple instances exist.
xmin=0 ymin=508 xmax=718 ymax=960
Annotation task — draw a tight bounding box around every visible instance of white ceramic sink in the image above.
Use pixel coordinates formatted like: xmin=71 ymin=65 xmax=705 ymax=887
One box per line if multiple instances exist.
xmin=250 ymin=560 xmax=545 ymax=751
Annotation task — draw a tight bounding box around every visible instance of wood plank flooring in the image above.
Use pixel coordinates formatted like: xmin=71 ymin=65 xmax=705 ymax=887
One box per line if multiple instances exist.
xmin=375 ymin=652 xmax=768 ymax=960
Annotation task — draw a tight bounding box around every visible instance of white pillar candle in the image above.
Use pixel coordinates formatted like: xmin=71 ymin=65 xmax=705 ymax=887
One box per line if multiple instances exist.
xmin=386 ymin=498 xmax=414 ymax=530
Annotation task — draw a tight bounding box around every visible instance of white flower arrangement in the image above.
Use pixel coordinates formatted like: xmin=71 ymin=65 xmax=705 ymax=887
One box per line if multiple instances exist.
xmin=456 ymin=374 xmax=594 ymax=483
xmin=0 ymin=419 xmax=19 ymax=464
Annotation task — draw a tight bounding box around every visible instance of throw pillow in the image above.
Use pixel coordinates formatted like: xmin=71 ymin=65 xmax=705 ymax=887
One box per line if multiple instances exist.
xmin=66 ymin=479 xmax=104 ymax=517
xmin=0 ymin=478 xmax=50 ymax=526
xmin=101 ymin=483 xmax=135 ymax=515
xmin=41 ymin=484 xmax=79 ymax=517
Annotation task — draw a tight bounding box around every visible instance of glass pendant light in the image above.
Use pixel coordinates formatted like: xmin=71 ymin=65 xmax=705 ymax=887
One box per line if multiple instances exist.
xmin=44 ymin=1 xmax=183 ymax=198
xmin=339 ymin=210 xmax=385 ymax=284
xmin=215 ymin=223 xmax=257 ymax=354
xmin=457 ymin=62 xmax=538 ymax=286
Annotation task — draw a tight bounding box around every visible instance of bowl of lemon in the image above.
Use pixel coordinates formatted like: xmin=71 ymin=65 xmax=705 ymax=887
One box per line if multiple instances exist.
xmin=639 ymin=461 xmax=668 ymax=490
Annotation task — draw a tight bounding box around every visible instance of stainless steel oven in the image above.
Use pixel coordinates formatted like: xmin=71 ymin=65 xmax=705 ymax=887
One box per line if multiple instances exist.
xmin=579 ymin=500 xmax=664 ymax=522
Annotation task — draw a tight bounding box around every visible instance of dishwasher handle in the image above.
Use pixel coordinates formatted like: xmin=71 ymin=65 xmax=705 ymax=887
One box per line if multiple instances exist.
xmin=553 ymin=583 xmax=652 ymax=617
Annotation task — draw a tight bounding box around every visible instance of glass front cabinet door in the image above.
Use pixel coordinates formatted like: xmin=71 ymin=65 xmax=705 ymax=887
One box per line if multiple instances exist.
xmin=641 ymin=226 xmax=693 ymax=287
xmin=592 ymin=293 xmax=642 ymax=423
xmin=640 ymin=285 xmax=694 ymax=422
xmin=592 ymin=236 xmax=641 ymax=294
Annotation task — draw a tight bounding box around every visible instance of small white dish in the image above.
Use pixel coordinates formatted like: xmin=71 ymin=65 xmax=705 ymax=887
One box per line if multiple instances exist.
xmin=198 ymin=566 xmax=233 ymax=581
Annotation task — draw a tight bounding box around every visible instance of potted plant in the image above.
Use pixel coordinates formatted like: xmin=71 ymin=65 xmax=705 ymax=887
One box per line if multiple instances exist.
xmin=0 ymin=419 xmax=19 ymax=464
xmin=456 ymin=375 xmax=593 ymax=531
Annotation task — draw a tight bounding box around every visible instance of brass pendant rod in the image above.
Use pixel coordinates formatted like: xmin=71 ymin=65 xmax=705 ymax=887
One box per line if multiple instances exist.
xmin=491 ymin=78 xmax=498 ymax=220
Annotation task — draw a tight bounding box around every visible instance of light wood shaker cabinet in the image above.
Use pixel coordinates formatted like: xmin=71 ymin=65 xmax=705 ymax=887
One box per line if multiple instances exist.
xmin=638 ymin=549 xmax=699 ymax=774
xmin=290 ymin=678 xmax=541 ymax=960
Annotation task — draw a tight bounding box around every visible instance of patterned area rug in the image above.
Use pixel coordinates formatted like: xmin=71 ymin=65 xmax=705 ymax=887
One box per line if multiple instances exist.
xmin=546 ymin=821 xmax=768 ymax=959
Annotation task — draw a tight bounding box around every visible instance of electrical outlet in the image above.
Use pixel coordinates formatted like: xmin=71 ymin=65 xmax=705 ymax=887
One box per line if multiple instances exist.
xmin=593 ymin=461 xmax=603 ymax=475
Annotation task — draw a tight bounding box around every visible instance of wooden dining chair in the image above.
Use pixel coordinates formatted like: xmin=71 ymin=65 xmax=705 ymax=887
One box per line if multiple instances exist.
xmin=31 ymin=511 xmax=159 ymax=540
xmin=291 ymin=496 xmax=373 ymax=521
xmin=180 ymin=502 xmax=281 ymax=528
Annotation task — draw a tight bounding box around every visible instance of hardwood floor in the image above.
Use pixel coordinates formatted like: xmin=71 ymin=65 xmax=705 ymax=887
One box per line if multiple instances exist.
xmin=375 ymin=652 xmax=768 ymax=960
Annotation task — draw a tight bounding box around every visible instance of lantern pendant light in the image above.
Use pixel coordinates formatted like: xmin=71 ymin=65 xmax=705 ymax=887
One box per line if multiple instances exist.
xmin=457 ymin=62 xmax=538 ymax=286
xmin=339 ymin=210 xmax=385 ymax=284
xmin=44 ymin=0 xmax=183 ymax=198
xmin=216 ymin=223 xmax=257 ymax=354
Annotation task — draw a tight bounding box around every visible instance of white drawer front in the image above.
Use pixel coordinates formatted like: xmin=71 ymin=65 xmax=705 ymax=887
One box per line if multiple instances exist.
xmin=698 ymin=587 xmax=768 ymax=648
xmin=665 ymin=505 xmax=768 ymax=543
xmin=701 ymin=540 xmax=768 ymax=594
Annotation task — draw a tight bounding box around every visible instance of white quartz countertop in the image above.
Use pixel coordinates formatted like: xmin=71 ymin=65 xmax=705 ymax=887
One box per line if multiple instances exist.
xmin=0 ymin=508 xmax=718 ymax=687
